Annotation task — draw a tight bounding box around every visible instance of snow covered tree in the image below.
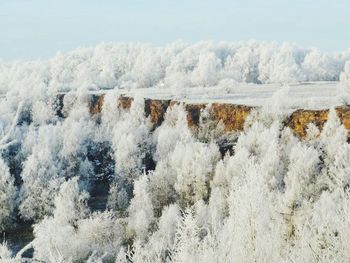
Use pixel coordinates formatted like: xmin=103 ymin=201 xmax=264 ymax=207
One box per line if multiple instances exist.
xmin=0 ymin=241 xmax=15 ymax=263
xmin=191 ymin=52 xmax=221 ymax=86
xmin=0 ymin=158 xmax=16 ymax=231
xmin=112 ymin=96 xmax=152 ymax=180
xmin=127 ymin=175 xmax=155 ymax=241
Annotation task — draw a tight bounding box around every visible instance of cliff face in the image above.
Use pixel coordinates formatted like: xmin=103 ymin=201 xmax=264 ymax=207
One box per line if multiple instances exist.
xmin=286 ymin=106 xmax=350 ymax=138
xmin=210 ymin=103 xmax=253 ymax=132
xmin=85 ymin=94 xmax=350 ymax=138
xmin=286 ymin=109 xmax=329 ymax=138
xmin=144 ymin=99 xmax=172 ymax=129
xmin=90 ymin=94 xmax=105 ymax=115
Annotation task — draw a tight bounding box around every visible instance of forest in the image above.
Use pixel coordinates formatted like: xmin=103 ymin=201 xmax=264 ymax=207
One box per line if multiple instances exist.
xmin=1 ymin=41 xmax=350 ymax=262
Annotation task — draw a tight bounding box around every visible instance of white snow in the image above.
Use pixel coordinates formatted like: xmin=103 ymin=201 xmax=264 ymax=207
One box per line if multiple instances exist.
xmin=117 ymin=81 xmax=341 ymax=110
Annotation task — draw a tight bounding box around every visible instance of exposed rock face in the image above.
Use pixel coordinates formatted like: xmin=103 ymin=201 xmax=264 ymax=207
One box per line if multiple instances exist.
xmin=90 ymin=94 xmax=105 ymax=115
xmin=184 ymin=104 xmax=207 ymax=128
xmin=335 ymin=106 xmax=350 ymax=133
xmin=286 ymin=106 xmax=350 ymax=138
xmin=118 ymin=96 xmax=134 ymax=110
xmin=144 ymin=99 xmax=171 ymax=130
xmin=210 ymin=103 xmax=253 ymax=132
xmin=286 ymin=109 xmax=329 ymax=138
xmin=82 ymin=93 xmax=350 ymax=139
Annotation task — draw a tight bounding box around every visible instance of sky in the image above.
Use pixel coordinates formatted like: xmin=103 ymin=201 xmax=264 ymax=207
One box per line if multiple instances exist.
xmin=0 ymin=0 xmax=350 ymax=60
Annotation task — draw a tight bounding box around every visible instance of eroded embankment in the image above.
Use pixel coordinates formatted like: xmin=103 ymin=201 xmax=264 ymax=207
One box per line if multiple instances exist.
xmin=85 ymin=93 xmax=350 ymax=139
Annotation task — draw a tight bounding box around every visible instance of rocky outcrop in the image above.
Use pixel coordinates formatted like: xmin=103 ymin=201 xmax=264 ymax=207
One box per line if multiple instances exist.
xmin=145 ymin=99 xmax=172 ymax=130
xmin=118 ymin=96 xmax=134 ymax=110
xmin=286 ymin=106 xmax=350 ymax=138
xmin=89 ymin=94 xmax=105 ymax=115
xmin=184 ymin=104 xmax=207 ymax=128
xmin=71 ymin=93 xmax=350 ymax=139
xmin=334 ymin=106 xmax=350 ymax=132
xmin=286 ymin=109 xmax=329 ymax=138
xmin=210 ymin=103 xmax=253 ymax=132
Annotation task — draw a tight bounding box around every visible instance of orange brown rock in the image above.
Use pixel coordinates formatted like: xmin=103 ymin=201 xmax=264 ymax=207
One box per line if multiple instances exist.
xmin=210 ymin=103 xmax=253 ymax=132
xmin=118 ymin=96 xmax=133 ymax=110
xmin=286 ymin=106 xmax=350 ymax=138
xmin=185 ymin=104 xmax=207 ymax=129
xmin=286 ymin=109 xmax=329 ymax=138
xmin=144 ymin=99 xmax=171 ymax=129
xmin=63 ymin=93 xmax=350 ymax=139
xmin=90 ymin=94 xmax=105 ymax=115
xmin=335 ymin=106 xmax=350 ymax=133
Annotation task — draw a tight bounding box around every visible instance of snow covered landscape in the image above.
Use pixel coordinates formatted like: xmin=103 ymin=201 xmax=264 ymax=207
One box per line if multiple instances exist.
xmin=1 ymin=41 xmax=350 ymax=262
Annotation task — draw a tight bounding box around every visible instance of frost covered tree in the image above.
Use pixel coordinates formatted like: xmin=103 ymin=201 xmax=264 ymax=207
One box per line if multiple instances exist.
xmin=191 ymin=52 xmax=221 ymax=86
xmin=1 ymin=41 xmax=349 ymax=98
xmin=33 ymin=177 xmax=125 ymax=262
xmin=148 ymin=139 xmax=220 ymax=214
xmin=19 ymin=99 xmax=95 ymax=221
xmin=338 ymin=60 xmax=350 ymax=103
xmin=19 ymin=137 xmax=63 ymax=220
xmin=319 ymin=108 xmax=350 ymax=188
xmin=112 ymin=96 xmax=152 ymax=180
xmin=223 ymin=43 xmax=260 ymax=83
xmin=302 ymin=48 xmax=341 ymax=81
xmin=152 ymin=104 xmax=192 ymax=162
xmin=0 ymin=241 xmax=16 ymax=263
xmin=266 ymin=43 xmax=304 ymax=83
xmin=126 ymin=175 xmax=155 ymax=241
xmin=32 ymin=177 xmax=89 ymax=261
xmin=171 ymin=142 xmax=220 ymax=206
xmin=170 ymin=208 xmax=203 ymax=263
xmin=108 ymin=97 xmax=153 ymax=215
xmin=0 ymin=158 xmax=16 ymax=231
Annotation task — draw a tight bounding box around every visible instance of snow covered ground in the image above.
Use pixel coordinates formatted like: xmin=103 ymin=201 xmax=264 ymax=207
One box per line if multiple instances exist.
xmin=121 ymin=81 xmax=341 ymax=110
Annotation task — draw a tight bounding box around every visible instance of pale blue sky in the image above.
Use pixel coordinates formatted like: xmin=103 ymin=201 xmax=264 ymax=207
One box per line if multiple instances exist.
xmin=1 ymin=0 xmax=349 ymax=60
